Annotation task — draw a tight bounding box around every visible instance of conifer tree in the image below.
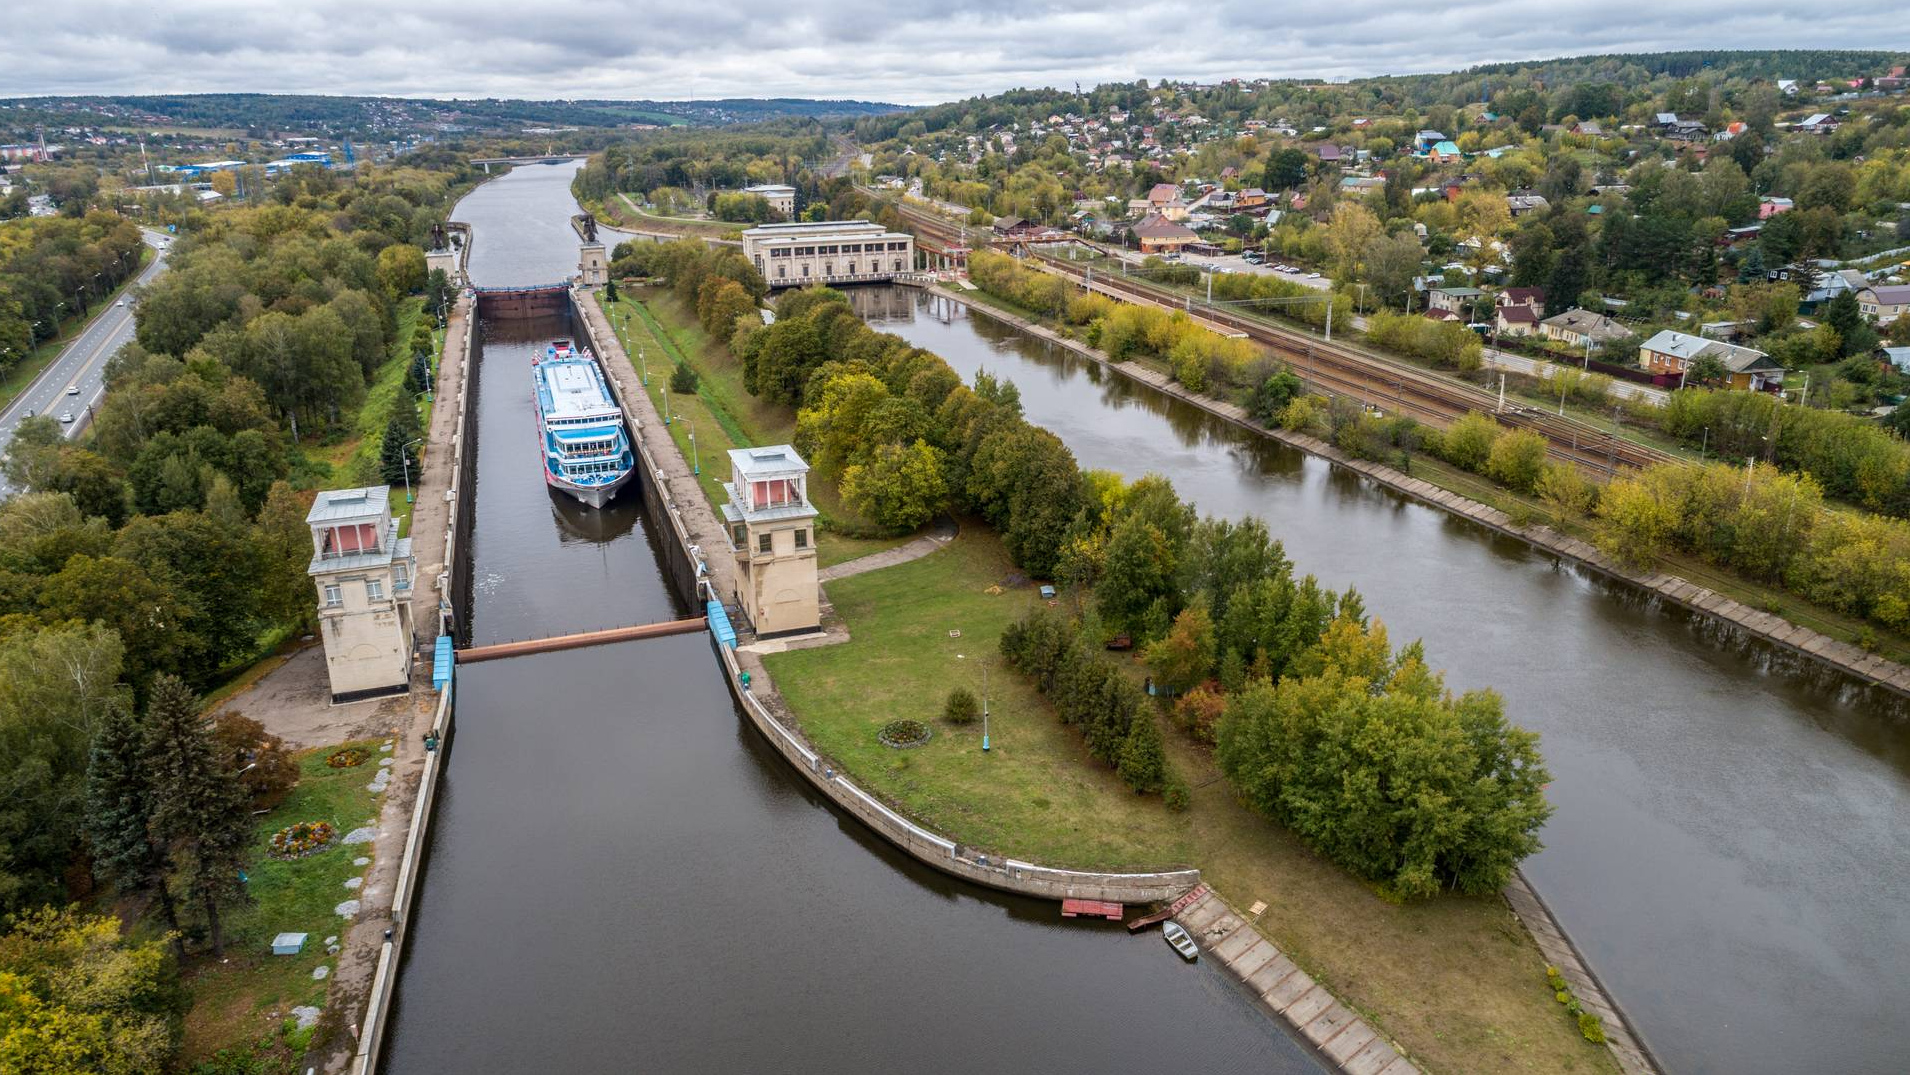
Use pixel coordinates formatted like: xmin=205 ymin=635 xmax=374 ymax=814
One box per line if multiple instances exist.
xmin=85 ymin=698 xmax=185 ymax=960
xmin=1117 ymin=711 xmax=1169 ymax=794
xmin=143 ymin=675 xmax=252 ymax=958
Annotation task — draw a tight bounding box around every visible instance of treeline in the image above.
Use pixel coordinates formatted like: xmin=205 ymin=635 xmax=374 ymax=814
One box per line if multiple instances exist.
xmin=574 ymin=127 xmax=832 ymax=204
xmin=1597 ymin=460 xmax=1910 ymax=633
xmin=1001 ymin=609 xmax=1173 ymax=797
xmin=0 ymin=212 xmax=146 ymax=374
xmin=732 ymin=286 xmax=1080 ymax=561
xmin=1364 ymin=310 xmax=1486 ymax=371
xmin=0 ymin=162 xmax=467 ymax=918
xmin=1660 ymin=387 xmax=1910 ymax=516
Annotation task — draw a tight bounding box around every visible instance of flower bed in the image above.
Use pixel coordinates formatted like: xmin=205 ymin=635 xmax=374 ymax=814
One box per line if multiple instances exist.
xmin=877 ymin=719 xmax=931 ymax=749
xmin=327 ymin=747 xmax=369 ymax=769
xmin=271 ymin=820 xmax=337 ymax=859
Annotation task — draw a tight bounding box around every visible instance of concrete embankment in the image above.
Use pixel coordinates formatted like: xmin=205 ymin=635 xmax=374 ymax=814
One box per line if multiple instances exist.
xmin=937 ymin=287 xmax=1910 ymax=702
xmin=342 ymin=289 xmax=477 ymax=1075
xmin=569 ymin=287 xmax=1200 ymax=905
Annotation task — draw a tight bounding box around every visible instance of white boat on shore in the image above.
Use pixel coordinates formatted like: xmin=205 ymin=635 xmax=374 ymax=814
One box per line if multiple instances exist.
xmin=1163 ymin=920 xmax=1199 ymax=961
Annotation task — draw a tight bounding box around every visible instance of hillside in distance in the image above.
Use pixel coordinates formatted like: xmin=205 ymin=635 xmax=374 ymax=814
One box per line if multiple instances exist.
xmin=0 ymin=92 xmax=910 ymax=135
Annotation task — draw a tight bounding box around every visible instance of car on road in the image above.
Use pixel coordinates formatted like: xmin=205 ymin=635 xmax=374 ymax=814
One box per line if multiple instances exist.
xmin=65 ymin=385 xmax=79 ymax=395
xmin=1306 ymin=272 xmax=1322 ymax=279
xmin=116 ymin=299 xmax=125 ymax=307
xmin=59 ymin=412 xmax=74 ymax=424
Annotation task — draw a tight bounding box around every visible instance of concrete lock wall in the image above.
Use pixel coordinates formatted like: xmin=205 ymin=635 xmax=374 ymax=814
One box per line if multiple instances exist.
xmin=572 ymin=289 xmax=706 ymax=609
xmin=447 ymin=298 xmax=481 ymax=644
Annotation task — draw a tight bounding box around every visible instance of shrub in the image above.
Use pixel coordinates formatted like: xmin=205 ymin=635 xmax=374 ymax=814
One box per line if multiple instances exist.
xmin=1172 ymin=683 xmax=1227 ymax=743
xmin=1163 ymin=780 xmax=1191 ymax=812
xmin=1117 ymin=712 xmax=1169 ymax=794
xmin=1440 ymin=411 xmax=1501 ymax=472
xmin=211 ymin=710 xmax=299 ymax=809
xmin=877 ymin=718 xmax=931 ymax=748
xmin=669 ymin=361 xmax=700 ymax=393
xmin=1578 ymin=1012 xmax=1606 ymax=1044
xmin=944 ymin=686 xmax=980 ymax=724
xmin=1487 ymin=429 xmax=1549 ymax=494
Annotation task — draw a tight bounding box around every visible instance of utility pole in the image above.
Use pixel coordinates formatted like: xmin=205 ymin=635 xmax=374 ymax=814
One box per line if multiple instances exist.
xmin=982 ymin=661 xmax=990 ymax=752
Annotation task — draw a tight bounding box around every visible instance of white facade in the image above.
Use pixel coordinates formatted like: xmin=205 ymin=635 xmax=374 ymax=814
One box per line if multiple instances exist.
xmin=740 ymin=220 xmax=916 ymax=289
xmin=742 ymin=183 xmax=797 ymax=218
xmin=307 ymin=487 xmax=416 ymax=702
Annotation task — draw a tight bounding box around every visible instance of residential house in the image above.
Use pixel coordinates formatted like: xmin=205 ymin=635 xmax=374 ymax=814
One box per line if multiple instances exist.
xmin=1878 ymin=67 xmax=1907 ymax=91
xmin=1506 ymin=191 xmax=1549 ymax=217
xmin=1495 ymin=304 xmax=1539 ymax=337
xmin=1881 ymin=346 xmax=1910 ymax=372
xmin=1146 ymin=182 xmax=1182 ymax=207
xmin=1132 ymin=213 xmax=1198 ymax=255
xmin=1541 ymin=308 xmax=1630 ymax=350
xmin=1571 ymin=121 xmax=1606 ymax=137
xmin=1759 ymin=196 xmax=1794 ymax=219
xmin=1857 ymin=284 xmax=1910 ymax=324
xmin=1498 ymin=287 xmax=1545 ymax=314
xmin=1427 ymin=286 xmax=1484 ymax=319
xmin=1234 ymin=187 xmax=1269 ymax=208
xmin=1796 ymin=113 xmax=1840 ymax=134
xmin=1428 ymin=140 xmax=1464 ymax=164
xmin=1415 ymin=129 xmax=1448 ymax=151
xmin=1639 ymin=329 xmax=1784 ymax=390
xmin=1312 ymin=143 xmax=1350 ymax=163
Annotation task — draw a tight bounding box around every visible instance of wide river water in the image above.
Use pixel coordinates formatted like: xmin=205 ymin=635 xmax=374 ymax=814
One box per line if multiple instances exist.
xmin=859 ymin=287 xmax=1910 ymax=1075
xmin=378 ymin=162 xmax=1325 ymax=1073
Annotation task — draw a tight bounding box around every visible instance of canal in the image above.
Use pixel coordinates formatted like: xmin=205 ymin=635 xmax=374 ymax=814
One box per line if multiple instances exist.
xmin=379 ymin=163 xmax=1325 ymax=1074
xmin=859 ymin=287 xmax=1910 ymax=1075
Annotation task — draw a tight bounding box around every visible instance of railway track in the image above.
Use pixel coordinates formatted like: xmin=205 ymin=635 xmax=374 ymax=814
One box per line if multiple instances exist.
xmin=1030 ymin=252 xmax=1678 ymax=477
xmin=866 ymin=193 xmax=1672 ymax=477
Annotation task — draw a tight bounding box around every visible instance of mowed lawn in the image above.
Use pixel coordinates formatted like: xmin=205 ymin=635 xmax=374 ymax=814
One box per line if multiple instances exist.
xmin=601 ymin=287 xmax=915 ymax=567
xmin=766 ymin=528 xmax=1617 ymax=1075
xmin=167 ymin=738 xmax=389 ymax=1065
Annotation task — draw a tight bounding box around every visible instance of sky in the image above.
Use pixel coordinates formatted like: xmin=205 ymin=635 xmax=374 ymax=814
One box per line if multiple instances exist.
xmin=9 ymin=0 xmax=1909 ymax=106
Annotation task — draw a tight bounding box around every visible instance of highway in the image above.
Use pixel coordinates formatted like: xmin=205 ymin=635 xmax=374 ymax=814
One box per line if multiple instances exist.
xmin=0 ymin=228 xmax=171 ymax=497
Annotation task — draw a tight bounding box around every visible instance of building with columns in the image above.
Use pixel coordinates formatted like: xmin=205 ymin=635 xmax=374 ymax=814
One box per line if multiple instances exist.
xmin=307 ymin=486 xmax=417 ymax=703
xmin=721 ymin=446 xmax=820 ymax=637
xmin=740 ymin=220 xmax=915 ymax=288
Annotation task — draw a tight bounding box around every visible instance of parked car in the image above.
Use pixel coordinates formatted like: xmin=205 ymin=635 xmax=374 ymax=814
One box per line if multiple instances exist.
xmin=1306 ymin=272 xmax=1322 ymax=279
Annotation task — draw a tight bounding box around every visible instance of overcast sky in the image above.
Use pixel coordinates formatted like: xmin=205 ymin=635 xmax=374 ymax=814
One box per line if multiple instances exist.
xmin=11 ymin=1 xmax=1909 ymax=106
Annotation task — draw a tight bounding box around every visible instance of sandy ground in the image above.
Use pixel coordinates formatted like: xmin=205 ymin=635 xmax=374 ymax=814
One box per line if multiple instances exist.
xmin=219 ymin=645 xmax=401 ymax=749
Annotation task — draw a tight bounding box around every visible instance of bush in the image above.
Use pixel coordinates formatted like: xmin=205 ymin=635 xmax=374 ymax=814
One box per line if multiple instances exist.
xmin=1578 ymin=1012 xmax=1606 ymax=1044
xmin=944 ymin=686 xmax=980 ymax=724
xmin=1486 ymin=429 xmax=1549 ymax=494
xmin=669 ymin=361 xmax=700 ymax=393
xmin=1439 ymin=411 xmax=1501 ymax=472
xmin=877 ymin=718 xmax=931 ymax=748
xmin=212 ymin=711 xmax=299 ymax=809
xmin=1172 ymin=683 xmax=1227 ymax=743
xmin=1163 ymin=780 xmax=1191 ymax=812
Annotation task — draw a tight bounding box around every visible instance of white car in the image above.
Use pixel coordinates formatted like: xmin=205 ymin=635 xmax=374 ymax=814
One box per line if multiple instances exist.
xmin=116 ymin=299 xmax=125 ymax=307
xmin=1306 ymin=272 xmax=1323 ymax=279
xmin=59 ymin=412 xmax=74 ymax=424
xmin=65 ymin=385 xmax=79 ymax=395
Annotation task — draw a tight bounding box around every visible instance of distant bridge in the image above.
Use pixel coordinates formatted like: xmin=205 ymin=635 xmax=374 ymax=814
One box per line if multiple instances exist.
xmin=469 ymin=154 xmax=591 ymax=171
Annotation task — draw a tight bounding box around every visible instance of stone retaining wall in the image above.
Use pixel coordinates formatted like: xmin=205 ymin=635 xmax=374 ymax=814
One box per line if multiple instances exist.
xmin=938 ymin=288 xmax=1910 ymax=701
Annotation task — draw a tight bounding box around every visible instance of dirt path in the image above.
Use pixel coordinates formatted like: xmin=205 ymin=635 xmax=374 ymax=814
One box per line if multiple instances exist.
xmin=816 ymin=516 xmax=957 ymax=582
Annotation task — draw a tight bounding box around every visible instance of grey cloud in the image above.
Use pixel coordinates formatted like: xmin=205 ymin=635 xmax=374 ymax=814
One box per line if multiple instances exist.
xmin=5 ymin=0 xmax=1907 ymax=105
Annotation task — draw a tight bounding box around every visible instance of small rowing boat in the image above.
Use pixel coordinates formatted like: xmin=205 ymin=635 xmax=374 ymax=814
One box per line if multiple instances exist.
xmin=1163 ymin=920 xmax=1199 ymax=961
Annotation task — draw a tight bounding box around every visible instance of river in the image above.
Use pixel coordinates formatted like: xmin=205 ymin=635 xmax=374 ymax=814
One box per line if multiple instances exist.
xmin=378 ymin=162 xmax=1324 ymax=1074
xmin=858 ymin=287 xmax=1910 ymax=1075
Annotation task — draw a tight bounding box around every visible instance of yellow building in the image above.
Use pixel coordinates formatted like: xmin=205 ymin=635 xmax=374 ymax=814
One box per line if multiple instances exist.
xmin=721 ymin=446 xmax=820 ymax=637
xmin=306 ymin=487 xmax=416 ymax=703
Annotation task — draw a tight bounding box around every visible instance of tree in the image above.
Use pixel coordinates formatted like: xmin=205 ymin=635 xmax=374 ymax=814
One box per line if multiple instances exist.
xmin=1216 ymin=617 xmax=1550 ymax=899
xmin=1247 ymin=370 xmax=1304 ymax=426
xmin=1362 ymin=232 xmax=1424 ymax=308
xmin=944 ymin=686 xmax=980 ymax=725
xmin=669 ymin=362 xmax=700 ymax=394
xmin=85 ymin=699 xmax=185 ymax=958
xmin=1486 ymin=429 xmax=1549 ymax=494
xmin=1145 ymin=600 xmax=1217 ymax=693
xmin=1116 ymin=712 xmax=1169 ymax=794
xmin=209 ymin=711 xmax=298 ymax=810
xmin=841 ymin=440 xmax=947 ymax=534
xmin=1263 ymin=148 xmax=1311 ymax=192
xmin=0 ymin=908 xmax=183 ymax=1073
xmin=254 ymin=482 xmax=315 ymax=629
xmin=1323 ymin=203 xmax=1382 ymax=283
xmin=0 ymin=624 xmax=127 ymax=913
xmin=378 ymin=415 xmax=417 ymax=486
xmin=1687 ymin=353 xmax=1728 ymax=387
xmin=374 ymin=243 xmax=427 ymax=299
xmin=142 ymin=675 xmax=252 ymax=958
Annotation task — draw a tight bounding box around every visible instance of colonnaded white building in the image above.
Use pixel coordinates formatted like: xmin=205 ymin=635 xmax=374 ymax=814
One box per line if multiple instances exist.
xmin=740 ymin=220 xmax=916 ymax=288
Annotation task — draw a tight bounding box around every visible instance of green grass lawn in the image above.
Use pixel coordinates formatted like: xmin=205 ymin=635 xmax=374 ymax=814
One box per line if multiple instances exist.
xmin=599 ymin=287 xmax=914 ymax=568
xmin=766 ymin=528 xmax=1616 ymax=1075
xmin=165 ymin=738 xmax=389 ymax=1068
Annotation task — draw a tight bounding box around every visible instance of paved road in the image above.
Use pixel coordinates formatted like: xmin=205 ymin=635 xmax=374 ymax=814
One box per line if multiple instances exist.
xmin=0 ymin=228 xmax=171 ymax=497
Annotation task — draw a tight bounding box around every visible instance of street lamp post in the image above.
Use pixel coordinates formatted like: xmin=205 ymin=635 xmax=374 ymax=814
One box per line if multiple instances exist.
xmin=684 ymin=417 xmax=699 ymax=476
xmin=637 ymin=344 xmax=649 ymax=386
xmin=401 ymin=438 xmax=424 ymax=503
